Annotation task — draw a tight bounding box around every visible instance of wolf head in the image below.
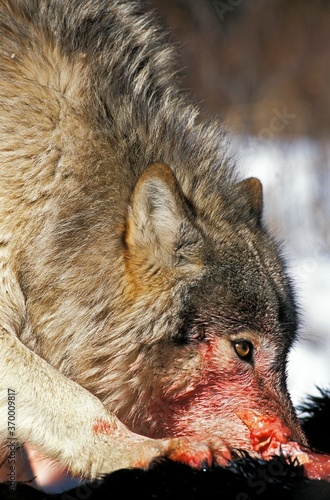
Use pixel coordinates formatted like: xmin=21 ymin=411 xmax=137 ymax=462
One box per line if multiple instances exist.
xmin=99 ymin=161 xmax=306 ymax=452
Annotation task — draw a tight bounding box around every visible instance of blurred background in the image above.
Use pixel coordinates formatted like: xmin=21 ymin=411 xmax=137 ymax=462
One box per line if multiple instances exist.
xmin=143 ymin=0 xmax=330 ymax=409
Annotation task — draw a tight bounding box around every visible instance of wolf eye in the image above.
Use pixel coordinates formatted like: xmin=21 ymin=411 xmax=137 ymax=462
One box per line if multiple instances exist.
xmin=233 ymin=340 xmax=253 ymax=363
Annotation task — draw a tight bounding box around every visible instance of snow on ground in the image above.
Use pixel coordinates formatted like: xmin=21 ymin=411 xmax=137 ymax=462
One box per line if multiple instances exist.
xmin=288 ymin=258 xmax=330 ymax=408
xmin=234 ymin=136 xmax=330 ymax=409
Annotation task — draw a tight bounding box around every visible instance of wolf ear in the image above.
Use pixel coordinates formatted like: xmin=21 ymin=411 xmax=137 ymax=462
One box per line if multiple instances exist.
xmin=237 ymin=177 xmax=263 ymax=224
xmin=126 ymin=163 xmax=202 ymax=267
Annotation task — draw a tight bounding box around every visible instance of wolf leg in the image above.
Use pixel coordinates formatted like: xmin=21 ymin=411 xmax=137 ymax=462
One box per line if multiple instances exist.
xmin=0 ymin=256 xmax=170 ymax=478
xmin=0 ymin=325 xmax=178 ymax=478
